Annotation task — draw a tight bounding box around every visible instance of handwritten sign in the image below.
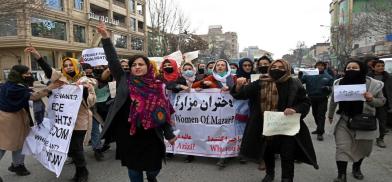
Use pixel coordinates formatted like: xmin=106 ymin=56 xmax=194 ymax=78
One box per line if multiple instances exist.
xmin=251 ymin=74 xmax=262 ymax=82
xmin=263 ymin=111 xmax=301 ymax=136
xmin=82 ymin=48 xmax=108 ymax=66
xmin=23 ymin=85 xmax=83 ymax=177
xmin=300 ymin=68 xmax=319 ymax=76
xmin=333 ymin=84 xmax=366 ymax=102
xmin=165 ymin=89 xmax=241 ymax=158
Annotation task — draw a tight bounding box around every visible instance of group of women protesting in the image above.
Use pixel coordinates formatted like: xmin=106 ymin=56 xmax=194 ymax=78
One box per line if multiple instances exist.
xmin=0 ymin=21 xmax=387 ymax=182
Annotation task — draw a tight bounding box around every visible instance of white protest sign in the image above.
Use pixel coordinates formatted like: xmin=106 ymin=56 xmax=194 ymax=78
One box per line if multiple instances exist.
xmin=23 ymin=85 xmax=83 ymax=177
xmin=166 ymin=51 xmax=184 ymax=66
xmin=165 ymin=89 xmax=241 ymax=158
xmin=251 ymin=74 xmax=262 ymax=82
xmin=263 ymin=111 xmax=301 ymax=136
xmin=183 ymin=50 xmax=199 ymax=63
xmin=82 ymin=48 xmax=108 ymax=66
xmin=333 ymin=84 xmax=366 ymax=102
xmin=300 ymin=68 xmax=319 ymax=76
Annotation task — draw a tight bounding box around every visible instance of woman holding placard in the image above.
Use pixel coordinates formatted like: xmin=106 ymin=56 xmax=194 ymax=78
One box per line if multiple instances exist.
xmin=231 ymin=59 xmax=318 ymax=182
xmin=328 ymin=60 xmax=385 ymax=182
xmin=25 ymin=46 xmax=97 ymax=182
xmin=97 ymin=21 xmax=176 ymax=182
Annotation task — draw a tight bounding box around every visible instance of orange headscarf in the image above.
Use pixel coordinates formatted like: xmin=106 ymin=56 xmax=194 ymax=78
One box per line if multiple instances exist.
xmin=61 ymin=57 xmax=84 ymax=83
xmin=160 ymin=58 xmax=180 ymax=82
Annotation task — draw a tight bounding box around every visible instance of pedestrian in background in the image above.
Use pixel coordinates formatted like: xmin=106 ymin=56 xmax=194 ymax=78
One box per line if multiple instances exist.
xmin=231 ymin=59 xmax=318 ymax=182
xmin=300 ymin=61 xmax=334 ymax=141
xmin=367 ymin=59 xmax=392 ymax=148
xmin=328 ymin=60 xmax=386 ymax=182
xmin=98 ymin=22 xmax=176 ymax=182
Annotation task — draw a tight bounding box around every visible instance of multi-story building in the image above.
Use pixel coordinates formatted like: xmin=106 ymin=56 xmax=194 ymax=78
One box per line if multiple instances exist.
xmin=309 ymin=43 xmax=330 ymax=62
xmin=329 ymin=0 xmax=392 ymax=69
xmin=199 ymin=25 xmax=239 ymax=61
xmin=241 ymin=46 xmax=272 ymax=60
xmin=0 ymin=0 xmax=147 ymax=80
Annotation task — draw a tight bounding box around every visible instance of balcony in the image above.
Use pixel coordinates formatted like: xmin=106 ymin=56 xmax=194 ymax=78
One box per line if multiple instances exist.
xmin=113 ymin=0 xmax=126 ymax=8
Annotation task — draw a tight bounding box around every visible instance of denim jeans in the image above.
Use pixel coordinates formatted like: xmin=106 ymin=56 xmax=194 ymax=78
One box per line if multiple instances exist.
xmin=91 ymin=118 xmax=102 ymax=150
xmin=0 ymin=149 xmax=25 ymax=166
xmin=128 ymin=169 xmax=160 ymax=182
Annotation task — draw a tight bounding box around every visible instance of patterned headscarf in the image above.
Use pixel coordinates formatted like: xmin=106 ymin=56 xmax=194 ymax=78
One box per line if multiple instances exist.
xmin=127 ymin=61 xmax=173 ymax=135
xmin=61 ymin=57 xmax=84 ymax=83
xmin=268 ymin=59 xmax=292 ymax=83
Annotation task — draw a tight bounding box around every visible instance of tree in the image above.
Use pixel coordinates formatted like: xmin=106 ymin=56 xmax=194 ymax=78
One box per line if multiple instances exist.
xmin=166 ymin=33 xmax=208 ymax=53
xmin=147 ymin=0 xmax=192 ymax=56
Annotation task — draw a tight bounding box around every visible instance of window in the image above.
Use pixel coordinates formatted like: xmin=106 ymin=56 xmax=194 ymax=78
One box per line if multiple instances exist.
xmin=131 ymin=37 xmax=144 ymax=51
xmin=137 ymin=2 xmax=143 ymax=15
xmin=73 ymin=25 xmax=85 ymax=43
xmin=130 ymin=18 xmax=136 ymax=32
xmin=129 ymin=0 xmax=135 ymax=13
xmin=137 ymin=21 xmax=144 ymax=32
xmin=74 ymin=0 xmax=84 ymax=10
xmin=46 ymin=0 xmax=64 ymax=11
xmin=31 ymin=50 xmax=55 ymax=71
xmin=31 ymin=17 xmax=67 ymax=40
xmin=114 ymin=34 xmax=127 ymax=48
xmin=0 ymin=15 xmax=17 ymax=36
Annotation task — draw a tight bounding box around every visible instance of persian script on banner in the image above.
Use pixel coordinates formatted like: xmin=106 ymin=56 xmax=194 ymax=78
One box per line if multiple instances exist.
xmin=262 ymin=111 xmax=301 ymax=136
xmin=82 ymin=48 xmax=108 ymax=66
xmin=22 ymin=85 xmax=83 ymax=177
xmin=333 ymin=84 xmax=366 ymax=102
xmin=165 ymin=89 xmax=243 ymax=158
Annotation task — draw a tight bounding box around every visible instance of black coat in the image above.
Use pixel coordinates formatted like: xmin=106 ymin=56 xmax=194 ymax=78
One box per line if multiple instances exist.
xmin=230 ymin=77 xmax=319 ymax=169
xmin=100 ymin=38 xmax=175 ymax=169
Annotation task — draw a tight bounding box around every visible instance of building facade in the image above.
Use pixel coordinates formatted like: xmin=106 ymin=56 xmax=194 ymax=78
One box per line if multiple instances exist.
xmin=0 ymin=0 xmax=147 ymax=81
xmin=241 ymin=46 xmax=272 ymax=60
xmin=329 ymin=0 xmax=392 ymax=69
xmin=199 ymin=25 xmax=239 ymax=61
xmin=309 ymin=43 xmax=330 ymax=62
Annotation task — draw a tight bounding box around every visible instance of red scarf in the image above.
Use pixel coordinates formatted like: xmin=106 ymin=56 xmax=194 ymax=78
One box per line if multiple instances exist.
xmin=160 ymin=58 xmax=180 ymax=82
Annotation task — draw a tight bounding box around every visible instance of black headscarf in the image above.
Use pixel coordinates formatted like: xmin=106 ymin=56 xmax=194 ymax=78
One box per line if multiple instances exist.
xmin=0 ymin=65 xmax=31 ymax=112
xmin=338 ymin=60 xmax=367 ymax=117
xmin=236 ymin=58 xmax=254 ymax=79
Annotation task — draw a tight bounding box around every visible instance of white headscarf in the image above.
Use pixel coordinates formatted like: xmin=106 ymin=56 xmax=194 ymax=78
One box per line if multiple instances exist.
xmin=212 ymin=59 xmax=232 ymax=84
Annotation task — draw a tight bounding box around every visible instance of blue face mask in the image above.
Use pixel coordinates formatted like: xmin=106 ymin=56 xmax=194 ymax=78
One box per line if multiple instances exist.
xmin=183 ymin=70 xmax=195 ymax=77
xmin=218 ymin=71 xmax=227 ymax=77
xmin=231 ymin=69 xmax=237 ymax=74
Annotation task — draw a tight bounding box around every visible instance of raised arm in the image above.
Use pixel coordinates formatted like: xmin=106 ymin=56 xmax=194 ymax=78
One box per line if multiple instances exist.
xmin=97 ymin=21 xmax=124 ymax=81
xmin=25 ymin=45 xmax=52 ymax=78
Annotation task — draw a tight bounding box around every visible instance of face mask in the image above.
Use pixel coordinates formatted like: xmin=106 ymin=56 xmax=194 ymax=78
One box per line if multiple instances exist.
xmin=207 ymin=69 xmax=213 ymax=75
xmin=258 ymin=66 xmax=269 ymax=74
xmin=24 ymin=76 xmax=35 ymax=87
xmin=123 ymin=68 xmax=130 ymax=73
xmin=269 ymin=69 xmax=286 ymax=80
xmin=319 ymin=70 xmax=325 ymax=74
xmin=231 ymin=69 xmax=237 ymax=74
xmin=218 ymin=71 xmax=227 ymax=77
xmin=198 ymin=68 xmax=205 ymax=74
xmin=86 ymin=74 xmax=94 ymax=78
xmin=68 ymin=71 xmax=76 ymax=77
xmin=93 ymin=69 xmax=104 ymax=75
xmin=164 ymin=67 xmax=174 ymax=73
xmin=344 ymin=70 xmax=361 ymax=79
xmin=182 ymin=70 xmax=195 ymax=78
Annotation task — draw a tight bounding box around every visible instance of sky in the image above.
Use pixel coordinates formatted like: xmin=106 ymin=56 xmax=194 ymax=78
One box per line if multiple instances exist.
xmin=175 ymin=0 xmax=332 ymax=58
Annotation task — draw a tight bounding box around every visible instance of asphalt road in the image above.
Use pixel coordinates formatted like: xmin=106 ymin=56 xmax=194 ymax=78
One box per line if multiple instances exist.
xmin=1 ymin=114 xmax=392 ymax=182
